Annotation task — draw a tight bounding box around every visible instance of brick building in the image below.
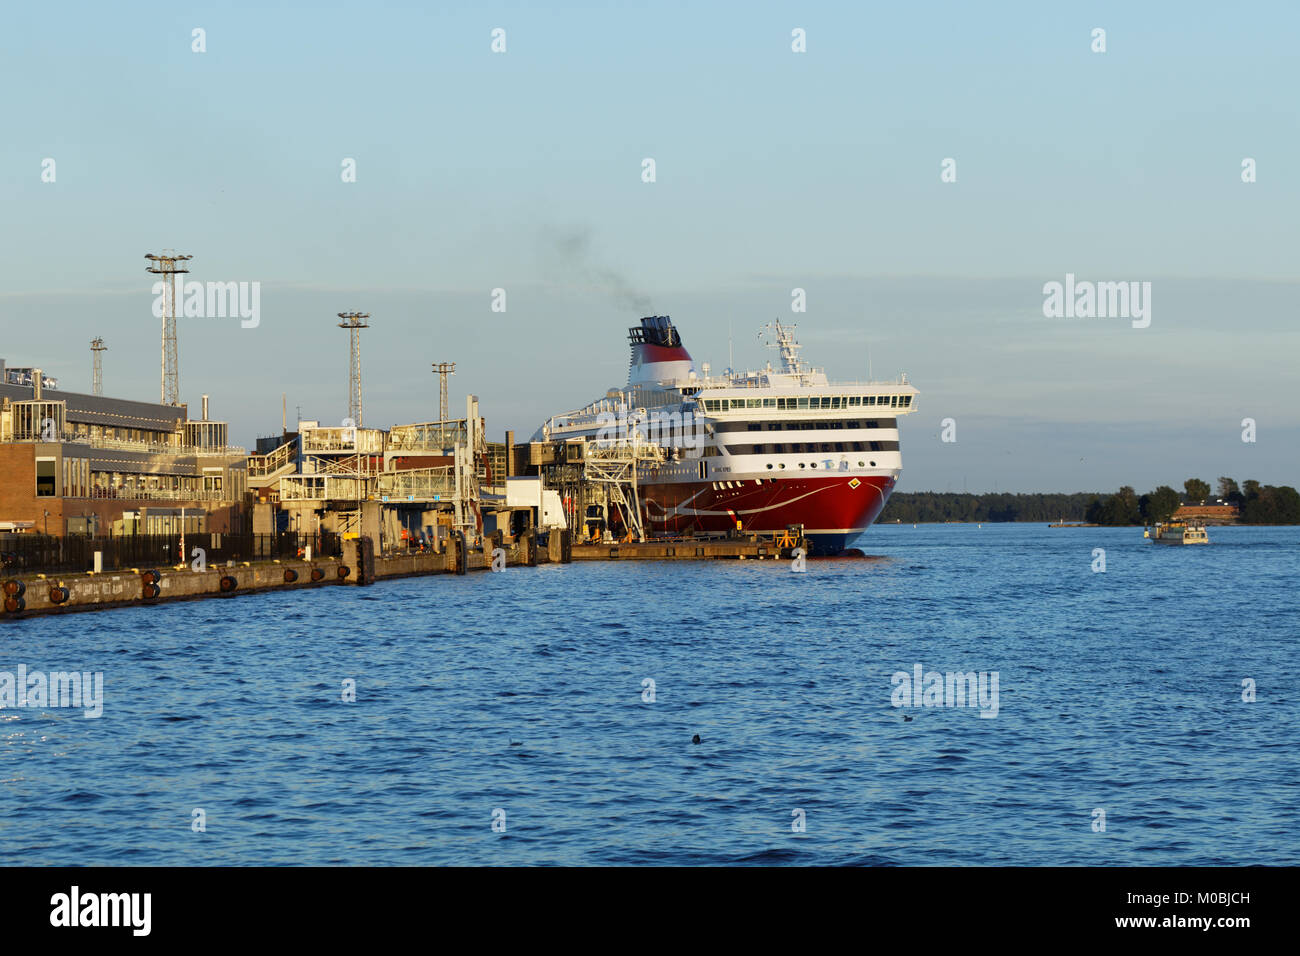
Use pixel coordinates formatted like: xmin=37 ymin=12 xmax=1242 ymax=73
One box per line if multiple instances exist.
xmin=0 ymin=359 xmax=247 ymax=536
xmin=1172 ymin=503 xmax=1239 ymax=523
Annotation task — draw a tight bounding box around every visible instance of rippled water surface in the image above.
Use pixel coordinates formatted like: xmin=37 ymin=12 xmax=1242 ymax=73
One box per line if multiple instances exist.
xmin=1 ymin=524 xmax=1296 ymax=865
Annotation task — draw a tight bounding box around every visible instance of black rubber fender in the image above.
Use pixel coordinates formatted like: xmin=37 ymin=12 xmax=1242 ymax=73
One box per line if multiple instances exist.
xmin=218 ymin=575 xmax=238 ymax=592
xmin=48 ymin=586 xmax=70 ymax=604
xmin=283 ymin=568 xmax=298 ymax=583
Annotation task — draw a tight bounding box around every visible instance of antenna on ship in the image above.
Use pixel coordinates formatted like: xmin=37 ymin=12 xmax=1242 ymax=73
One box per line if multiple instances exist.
xmin=761 ymin=319 xmax=805 ymax=375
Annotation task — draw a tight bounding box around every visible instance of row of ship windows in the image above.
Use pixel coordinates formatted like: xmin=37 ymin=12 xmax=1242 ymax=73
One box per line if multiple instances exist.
xmin=725 ymin=441 xmax=900 ymax=455
xmin=701 ymin=394 xmax=913 ymax=412
xmin=719 ymin=418 xmax=897 ymax=432
xmin=711 ymin=458 xmax=880 ymax=485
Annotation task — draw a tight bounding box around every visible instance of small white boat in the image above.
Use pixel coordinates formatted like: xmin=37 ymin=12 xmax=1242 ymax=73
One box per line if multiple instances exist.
xmin=1146 ymin=521 xmax=1209 ymax=545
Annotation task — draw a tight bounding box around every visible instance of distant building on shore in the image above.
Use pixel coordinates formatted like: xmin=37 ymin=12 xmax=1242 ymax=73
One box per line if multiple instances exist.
xmin=1173 ymin=502 xmax=1239 ymax=523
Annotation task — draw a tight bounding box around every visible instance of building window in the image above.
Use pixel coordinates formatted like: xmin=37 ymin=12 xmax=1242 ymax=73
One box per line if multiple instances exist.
xmin=36 ymin=458 xmax=56 ymax=497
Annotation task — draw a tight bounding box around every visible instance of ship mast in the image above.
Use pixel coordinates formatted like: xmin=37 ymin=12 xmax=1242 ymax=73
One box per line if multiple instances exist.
xmin=762 ymin=319 xmax=806 ymax=375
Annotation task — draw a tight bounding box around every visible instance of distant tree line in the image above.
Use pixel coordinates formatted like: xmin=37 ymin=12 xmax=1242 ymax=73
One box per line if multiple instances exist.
xmin=883 ymin=476 xmax=1300 ymax=525
xmin=880 ymin=492 xmax=1100 ymax=524
xmin=1233 ymin=481 xmax=1300 ymax=524
xmin=1081 ymin=476 xmax=1300 ymax=525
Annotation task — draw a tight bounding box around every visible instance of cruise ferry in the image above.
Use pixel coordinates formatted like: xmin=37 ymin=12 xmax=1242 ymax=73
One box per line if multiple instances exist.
xmin=535 ymin=315 xmax=918 ymax=555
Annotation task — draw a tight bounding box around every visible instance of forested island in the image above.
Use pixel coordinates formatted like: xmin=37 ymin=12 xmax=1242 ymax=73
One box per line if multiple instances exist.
xmin=880 ymin=477 xmax=1300 ymax=525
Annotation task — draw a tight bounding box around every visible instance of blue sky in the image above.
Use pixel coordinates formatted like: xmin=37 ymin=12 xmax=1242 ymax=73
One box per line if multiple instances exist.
xmin=2 ymin=1 xmax=1297 ymax=492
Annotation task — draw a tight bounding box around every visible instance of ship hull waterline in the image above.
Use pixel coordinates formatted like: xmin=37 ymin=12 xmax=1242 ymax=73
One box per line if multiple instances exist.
xmin=630 ymin=473 xmax=897 ymax=556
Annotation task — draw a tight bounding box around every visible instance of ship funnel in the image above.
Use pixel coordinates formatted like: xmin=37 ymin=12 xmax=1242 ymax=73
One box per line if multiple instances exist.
xmin=627 ymin=315 xmax=694 ymax=386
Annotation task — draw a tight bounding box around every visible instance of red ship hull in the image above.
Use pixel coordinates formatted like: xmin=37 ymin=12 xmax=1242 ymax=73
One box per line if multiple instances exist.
xmin=637 ymin=473 xmax=897 ymax=555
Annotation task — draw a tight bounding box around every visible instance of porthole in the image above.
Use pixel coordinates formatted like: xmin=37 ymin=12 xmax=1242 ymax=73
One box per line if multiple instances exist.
xmin=799 ymin=463 xmax=806 ymax=469
xmin=869 ymin=460 xmax=876 ymax=467
xmin=766 ymin=463 xmax=773 ymax=469
xmin=858 ymin=461 xmax=865 ymax=467
xmin=810 ymin=462 xmax=817 ymax=469
xmin=779 ymin=463 xmax=786 ymax=469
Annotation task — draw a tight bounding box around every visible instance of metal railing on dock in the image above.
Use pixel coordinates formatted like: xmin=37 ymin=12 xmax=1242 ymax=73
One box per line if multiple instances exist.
xmin=0 ymin=532 xmax=342 ymax=575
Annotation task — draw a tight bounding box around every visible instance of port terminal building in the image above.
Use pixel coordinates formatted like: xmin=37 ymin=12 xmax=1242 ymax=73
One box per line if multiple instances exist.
xmin=0 ymin=358 xmax=248 ymax=536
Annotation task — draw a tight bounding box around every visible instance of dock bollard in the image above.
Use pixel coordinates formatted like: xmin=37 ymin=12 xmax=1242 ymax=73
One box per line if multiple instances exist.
xmin=560 ymin=529 xmax=572 ymax=564
xmin=340 ymin=537 xmax=375 ymax=585
xmin=454 ymin=531 xmax=467 ymax=575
